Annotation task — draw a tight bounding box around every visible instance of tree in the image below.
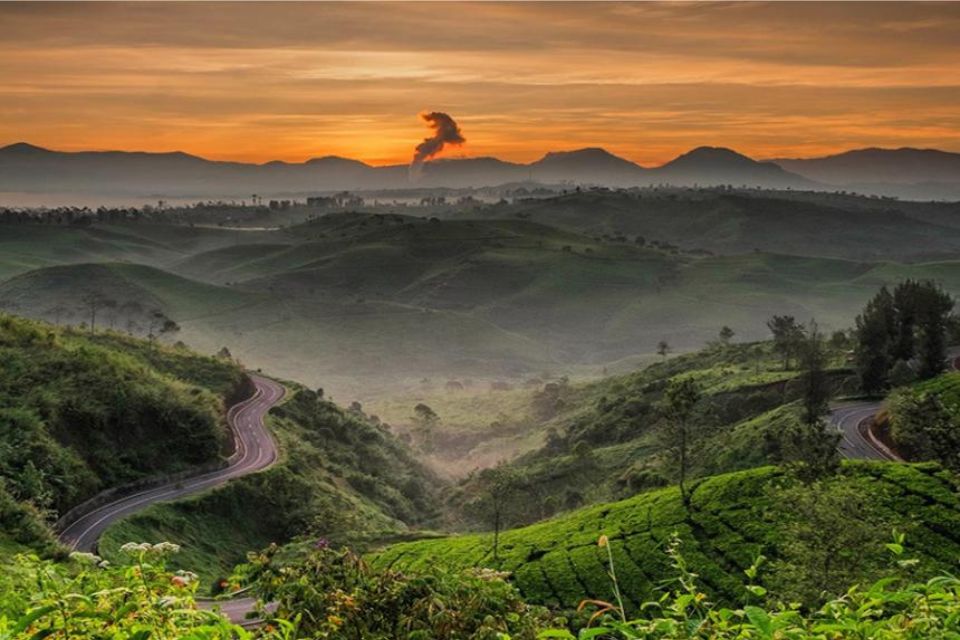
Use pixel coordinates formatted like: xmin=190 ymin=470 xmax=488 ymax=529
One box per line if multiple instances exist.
xmin=767 ymin=315 xmax=805 ymax=370
xmin=45 ymin=304 xmax=68 ymax=326
xmin=466 ymin=465 xmax=521 ymax=563
xmin=855 ymin=281 xmax=953 ymax=392
xmin=888 ymin=359 xmax=916 ymax=387
xmin=411 ymin=403 xmax=439 ymax=453
xmin=915 ymin=281 xmax=953 ymax=379
xmin=658 ymin=378 xmax=702 ymax=508
xmin=854 ymin=287 xmax=896 ymax=394
xmin=146 ymin=310 xmax=179 ymax=347
xmin=781 ymin=322 xmax=840 ymax=483
xmin=891 ymin=280 xmax=922 ymax=362
xmin=81 ymin=292 xmax=114 ymax=334
xmin=828 ymin=329 xmax=850 ymax=350
xmin=656 ymin=340 xmax=671 ymax=359
xmin=412 ymin=403 xmax=438 ymax=427
xmin=718 ymin=326 xmax=735 ymax=346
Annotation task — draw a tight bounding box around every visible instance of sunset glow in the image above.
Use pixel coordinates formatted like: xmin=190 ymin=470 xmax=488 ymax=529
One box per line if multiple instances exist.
xmin=1 ymin=2 xmax=959 ymax=165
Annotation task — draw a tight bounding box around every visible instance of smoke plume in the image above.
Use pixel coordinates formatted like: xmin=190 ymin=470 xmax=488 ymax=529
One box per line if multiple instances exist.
xmin=410 ymin=111 xmax=465 ymax=179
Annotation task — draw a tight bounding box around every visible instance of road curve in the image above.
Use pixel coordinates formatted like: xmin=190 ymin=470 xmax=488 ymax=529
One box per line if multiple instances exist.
xmin=57 ymin=374 xmax=285 ymax=552
xmin=827 ymin=348 xmax=960 ymax=461
xmin=828 ymin=401 xmax=896 ymax=461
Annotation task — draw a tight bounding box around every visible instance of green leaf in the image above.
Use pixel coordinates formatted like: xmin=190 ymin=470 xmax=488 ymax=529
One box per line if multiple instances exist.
xmin=13 ymin=605 xmax=57 ymax=634
xmin=747 ymin=585 xmax=767 ymax=598
xmin=744 ymin=605 xmax=773 ymax=638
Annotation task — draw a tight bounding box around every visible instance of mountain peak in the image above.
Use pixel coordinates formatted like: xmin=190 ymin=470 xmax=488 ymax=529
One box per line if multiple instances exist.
xmin=669 ymin=146 xmax=756 ymax=166
xmin=538 ymin=147 xmax=624 ymax=162
xmin=305 ymin=155 xmax=370 ymax=168
xmin=0 ymin=142 xmax=51 ymax=155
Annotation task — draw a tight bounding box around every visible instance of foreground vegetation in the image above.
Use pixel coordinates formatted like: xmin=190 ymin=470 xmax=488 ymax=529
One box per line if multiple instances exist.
xmin=3 ymin=526 xmax=959 ymax=639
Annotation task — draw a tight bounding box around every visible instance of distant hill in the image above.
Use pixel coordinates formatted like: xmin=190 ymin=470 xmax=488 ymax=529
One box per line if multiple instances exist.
xmin=773 ymin=148 xmax=960 ymax=200
xmin=654 ymin=146 xmax=813 ymax=189
xmin=0 ymin=141 xmax=816 ymax=198
xmin=530 ymin=148 xmax=645 ymax=185
xmin=497 ymin=189 xmax=960 ymax=261
xmin=9 ymin=212 xmax=960 ymax=400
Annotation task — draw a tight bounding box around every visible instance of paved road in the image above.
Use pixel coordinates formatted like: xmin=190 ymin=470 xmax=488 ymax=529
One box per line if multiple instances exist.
xmin=827 ymin=348 xmax=960 ymax=461
xmin=828 ymin=401 xmax=897 ymax=460
xmin=57 ymin=374 xmax=284 ymax=552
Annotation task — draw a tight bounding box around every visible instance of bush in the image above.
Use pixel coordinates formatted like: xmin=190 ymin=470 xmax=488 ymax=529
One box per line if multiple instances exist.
xmin=0 ymin=543 xmax=248 ymax=639
xmin=540 ymin=532 xmax=960 ymax=639
xmin=251 ymin=543 xmax=560 ymax=639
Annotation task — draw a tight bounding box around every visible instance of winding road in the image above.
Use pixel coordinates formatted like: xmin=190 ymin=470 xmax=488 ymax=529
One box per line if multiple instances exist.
xmin=57 ymin=374 xmax=285 ymax=552
xmin=827 ymin=348 xmax=960 ymax=462
xmin=829 ymin=402 xmax=899 ymax=461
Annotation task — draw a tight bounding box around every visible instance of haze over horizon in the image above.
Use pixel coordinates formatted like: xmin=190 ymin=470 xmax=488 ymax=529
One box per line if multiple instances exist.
xmin=2 ymin=2 xmax=959 ymax=166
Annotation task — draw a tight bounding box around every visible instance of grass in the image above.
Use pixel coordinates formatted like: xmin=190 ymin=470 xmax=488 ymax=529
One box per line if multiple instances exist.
xmin=373 ymin=463 xmax=960 ymax=611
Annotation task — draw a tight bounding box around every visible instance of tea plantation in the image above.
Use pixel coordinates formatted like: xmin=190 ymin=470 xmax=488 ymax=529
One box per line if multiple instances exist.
xmin=374 ymin=462 xmax=960 ymax=611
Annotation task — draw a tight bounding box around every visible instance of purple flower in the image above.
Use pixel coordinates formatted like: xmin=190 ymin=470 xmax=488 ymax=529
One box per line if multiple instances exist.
xmin=314 ymin=537 xmax=330 ymax=550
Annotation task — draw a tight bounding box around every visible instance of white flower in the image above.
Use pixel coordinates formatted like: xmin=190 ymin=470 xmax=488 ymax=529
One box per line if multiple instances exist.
xmin=175 ymin=570 xmax=199 ymax=584
xmin=120 ymin=542 xmax=152 ymax=555
xmin=152 ymin=541 xmax=181 ymax=554
xmin=69 ymin=552 xmax=102 ymax=565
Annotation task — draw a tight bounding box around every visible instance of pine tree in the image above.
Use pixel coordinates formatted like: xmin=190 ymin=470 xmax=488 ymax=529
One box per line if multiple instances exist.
xmin=854 ymin=287 xmax=896 ymax=394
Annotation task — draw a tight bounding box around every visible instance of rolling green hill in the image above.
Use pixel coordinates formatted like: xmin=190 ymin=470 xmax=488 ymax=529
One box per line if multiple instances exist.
xmin=0 ymin=314 xmax=246 ymax=554
xmin=429 ymin=341 xmax=852 ymax=525
xmin=479 ymin=190 xmax=960 ymax=262
xmin=0 ymin=222 xmax=275 ymax=281
xmin=99 ymin=384 xmax=446 ymax=585
xmin=0 ymin=262 xmax=259 ymax=324
xmin=7 ymin=213 xmax=960 ymax=405
xmin=374 ymin=463 xmax=960 ymax=611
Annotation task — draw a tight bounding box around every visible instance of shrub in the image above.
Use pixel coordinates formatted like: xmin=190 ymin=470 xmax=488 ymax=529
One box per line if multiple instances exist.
xmin=0 ymin=543 xmax=249 ymax=639
xmin=251 ymin=542 xmax=560 ymax=639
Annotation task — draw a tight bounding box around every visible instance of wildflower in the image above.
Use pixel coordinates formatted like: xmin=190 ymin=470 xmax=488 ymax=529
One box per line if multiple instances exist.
xmin=69 ymin=552 xmax=102 ymax=565
xmin=120 ymin=542 xmax=152 ymax=555
xmin=152 ymin=541 xmax=182 ymax=554
xmin=171 ymin=570 xmax=198 ymax=587
xmin=314 ymin=537 xmax=330 ymax=550
xmin=598 ymin=535 xmax=609 ymax=548
xmin=469 ymin=567 xmax=512 ymax=581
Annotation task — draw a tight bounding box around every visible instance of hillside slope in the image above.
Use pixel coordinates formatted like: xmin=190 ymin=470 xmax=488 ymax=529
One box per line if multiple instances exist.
xmin=375 ymin=463 xmax=960 ymax=611
xmin=0 ymin=314 xmax=246 ymax=553
xmin=99 ymin=385 xmax=446 ymax=584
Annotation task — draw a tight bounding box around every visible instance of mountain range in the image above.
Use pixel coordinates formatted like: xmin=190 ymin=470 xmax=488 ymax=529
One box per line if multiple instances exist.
xmin=1 ymin=141 xmax=957 ymax=201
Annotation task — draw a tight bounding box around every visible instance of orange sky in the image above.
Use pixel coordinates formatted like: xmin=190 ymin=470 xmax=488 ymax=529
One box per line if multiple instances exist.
xmin=1 ymin=2 xmax=959 ymax=166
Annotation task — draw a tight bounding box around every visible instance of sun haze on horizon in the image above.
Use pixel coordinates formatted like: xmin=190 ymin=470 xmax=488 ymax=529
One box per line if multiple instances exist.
xmin=1 ymin=2 xmax=958 ymax=166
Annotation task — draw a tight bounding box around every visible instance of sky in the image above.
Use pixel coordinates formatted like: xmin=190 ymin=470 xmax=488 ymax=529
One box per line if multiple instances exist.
xmin=1 ymin=1 xmax=959 ymax=166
